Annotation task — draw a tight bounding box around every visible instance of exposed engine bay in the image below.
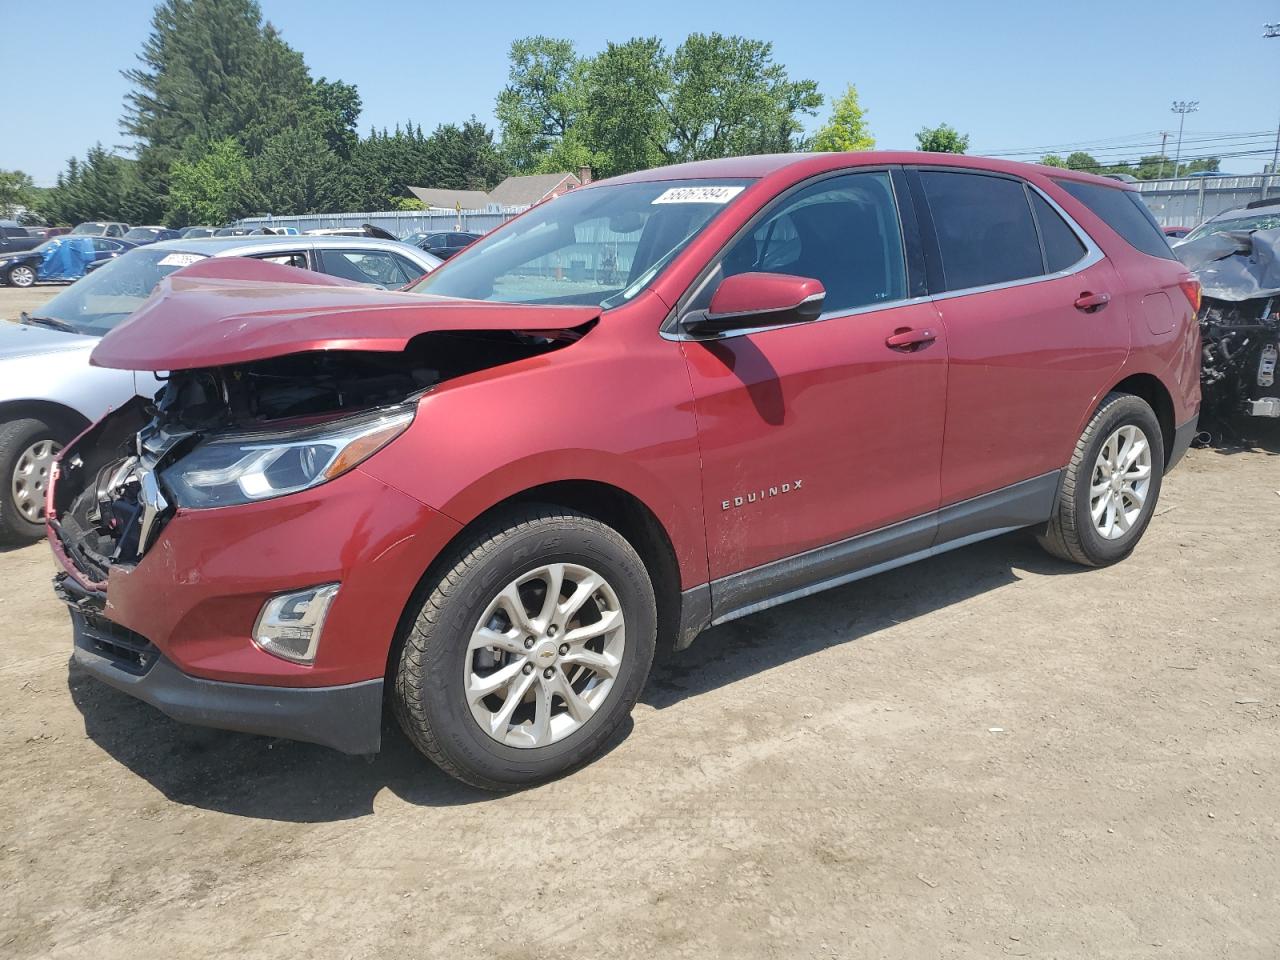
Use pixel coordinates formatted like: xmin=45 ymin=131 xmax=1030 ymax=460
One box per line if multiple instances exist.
xmin=1176 ymin=226 xmax=1280 ymax=430
xmin=1199 ymin=295 xmax=1279 ymax=421
xmin=51 ymin=329 xmax=578 ymax=586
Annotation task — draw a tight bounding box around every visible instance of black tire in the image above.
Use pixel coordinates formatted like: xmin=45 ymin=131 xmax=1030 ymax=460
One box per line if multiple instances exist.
xmin=1038 ymin=392 xmax=1165 ymax=567
xmin=6 ymin=263 xmax=37 ymax=288
xmin=0 ymin=418 xmax=64 ymax=545
xmin=393 ymin=505 xmax=657 ymax=790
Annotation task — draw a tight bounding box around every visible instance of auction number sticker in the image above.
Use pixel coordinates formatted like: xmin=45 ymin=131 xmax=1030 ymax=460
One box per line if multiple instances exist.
xmin=157 ymin=253 xmax=205 ymax=267
xmin=652 ymin=185 xmax=745 ymax=205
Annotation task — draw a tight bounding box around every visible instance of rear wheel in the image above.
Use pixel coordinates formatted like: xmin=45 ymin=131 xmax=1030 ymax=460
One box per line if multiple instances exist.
xmin=1038 ymin=393 xmax=1165 ymax=566
xmin=393 ymin=505 xmax=657 ymax=790
xmin=0 ymin=418 xmax=64 ymax=544
xmin=6 ymin=263 xmax=37 ymax=288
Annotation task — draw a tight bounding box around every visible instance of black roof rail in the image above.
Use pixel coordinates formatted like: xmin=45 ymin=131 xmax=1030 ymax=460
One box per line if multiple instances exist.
xmin=1244 ymin=197 xmax=1280 ymax=210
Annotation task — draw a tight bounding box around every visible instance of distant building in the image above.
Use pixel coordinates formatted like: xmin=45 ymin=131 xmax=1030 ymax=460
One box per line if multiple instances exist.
xmin=408 ymin=169 xmax=591 ymax=213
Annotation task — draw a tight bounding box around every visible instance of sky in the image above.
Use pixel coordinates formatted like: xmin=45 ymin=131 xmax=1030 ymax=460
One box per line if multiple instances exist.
xmin=2 ymin=0 xmax=1278 ymax=186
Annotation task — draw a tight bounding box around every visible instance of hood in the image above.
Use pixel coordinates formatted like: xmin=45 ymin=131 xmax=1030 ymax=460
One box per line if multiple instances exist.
xmin=89 ymin=257 xmax=601 ymax=371
xmin=0 ymin=250 xmax=38 ymax=264
xmin=1176 ymin=226 xmax=1280 ymax=302
xmin=0 ymin=320 xmax=95 ymax=360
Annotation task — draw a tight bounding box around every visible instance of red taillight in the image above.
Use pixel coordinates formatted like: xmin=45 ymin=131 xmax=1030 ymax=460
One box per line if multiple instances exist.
xmin=1178 ymin=275 xmax=1202 ymax=314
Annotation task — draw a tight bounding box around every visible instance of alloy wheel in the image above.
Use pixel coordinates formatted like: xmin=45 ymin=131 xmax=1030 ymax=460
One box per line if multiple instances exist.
xmin=9 ymin=265 xmax=36 ymax=288
xmin=464 ymin=562 xmax=625 ymax=748
xmin=11 ymin=438 xmax=61 ymax=524
xmin=1089 ymin=424 xmax=1152 ymax=540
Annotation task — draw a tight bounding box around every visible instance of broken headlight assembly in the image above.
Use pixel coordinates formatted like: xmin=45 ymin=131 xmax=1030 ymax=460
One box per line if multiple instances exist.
xmin=163 ymin=406 xmax=415 ymax=508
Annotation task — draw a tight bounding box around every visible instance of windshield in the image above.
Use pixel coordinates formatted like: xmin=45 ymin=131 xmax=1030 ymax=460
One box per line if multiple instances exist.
xmin=35 ymin=248 xmax=207 ymax=336
xmin=124 ymin=228 xmax=160 ymax=241
xmin=406 ymin=179 xmax=752 ymax=307
xmin=1185 ymin=210 xmax=1280 ymax=243
xmin=70 ymin=223 xmax=105 ymax=235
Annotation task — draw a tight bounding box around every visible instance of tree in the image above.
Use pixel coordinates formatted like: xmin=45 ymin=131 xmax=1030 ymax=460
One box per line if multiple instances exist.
xmin=916 ymin=123 xmax=969 ymax=154
xmin=0 ymin=170 xmax=37 ymax=219
xmin=663 ymin=34 xmax=822 ymax=161
xmin=430 ymin=120 xmax=509 ymax=190
xmin=166 ymin=137 xmax=260 ymax=224
xmin=497 ymin=33 xmax=822 ymax=177
xmin=1039 ymin=154 xmax=1067 ymax=168
xmin=254 ymin=126 xmax=342 ymax=214
xmin=811 ymin=85 xmax=874 ymax=153
xmin=495 ymin=37 xmax=585 ymax=173
xmin=38 ymin=146 xmax=158 ymax=225
xmin=1064 ymin=151 xmax=1099 ymax=172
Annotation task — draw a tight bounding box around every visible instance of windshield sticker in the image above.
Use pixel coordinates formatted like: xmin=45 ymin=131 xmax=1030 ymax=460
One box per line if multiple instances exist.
xmin=157 ymin=253 xmax=204 ymax=267
xmin=652 ymin=185 xmax=745 ymax=205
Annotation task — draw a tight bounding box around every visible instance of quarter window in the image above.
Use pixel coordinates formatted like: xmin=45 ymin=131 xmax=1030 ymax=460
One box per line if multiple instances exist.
xmin=715 ymin=171 xmax=907 ymax=315
xmin=919 ymin=171 xmax=1042 ymax=291
xmin=254 ymin=252 xmax=309 ymax=270
xmin=1054 ymin=179 xmax=1176 ymax=261
xmin=1029 ymin=191 xmax=1087 ymax=272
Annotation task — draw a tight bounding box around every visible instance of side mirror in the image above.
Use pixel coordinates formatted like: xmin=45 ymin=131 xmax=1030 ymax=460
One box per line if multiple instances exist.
xmin=682 ymin=272 xmax=825 ymax=337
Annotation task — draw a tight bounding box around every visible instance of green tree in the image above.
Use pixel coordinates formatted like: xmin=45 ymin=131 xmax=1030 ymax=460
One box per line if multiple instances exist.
xmin=253 ymin=126 xmax=342 ymax=214
xmin=495 ymin=37 xmax=585 ymax=172
xmin=498 ymin=33 xmax=822 ymax=176
xmin=811 ymin=84 xmax=874 ymax=152
xmin=430 ymin=119 xmax=509 ymax=190
xmin=166 ymin=137 xmax=260 ymax=224
xmin=663 ymin=34 xmax=822 ymax=161
xmin=0 ymin=170 xmax=37 ymax=219
xmin=915 ymin=123 xmax=969 ymax=154
xmin=576 ymin=37 xmax=667 ymax=177
xmin=38 ymin=146 xmax=158 ymax=224
xmin=1039 ymin=154 xmax=1067 ymax=168
xmin=1064 ymin=151 xmax=1099 ymax=172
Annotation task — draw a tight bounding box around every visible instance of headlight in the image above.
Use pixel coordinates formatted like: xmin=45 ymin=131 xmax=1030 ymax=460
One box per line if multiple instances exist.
xmin=163 ymin=406 xmax=414 ymax=508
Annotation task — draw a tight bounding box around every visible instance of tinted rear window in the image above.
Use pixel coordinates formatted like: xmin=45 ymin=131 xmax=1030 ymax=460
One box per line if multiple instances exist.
xmin=919 ymin=171 xmax=1042 ymax=291
xmin=1030 ymin=192 xmax=1087 ymax=272
xmin=1055 ymin=180 xmax=1175 ymax=260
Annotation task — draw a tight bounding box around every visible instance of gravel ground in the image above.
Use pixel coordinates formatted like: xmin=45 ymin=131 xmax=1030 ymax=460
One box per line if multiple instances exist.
xmin=1 ymin=286 xmax=1278 ymax=959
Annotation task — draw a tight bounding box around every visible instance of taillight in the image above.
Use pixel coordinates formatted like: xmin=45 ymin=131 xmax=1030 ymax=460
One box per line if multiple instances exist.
xmin=1178 ymin=275 xmax=1201 ymax=314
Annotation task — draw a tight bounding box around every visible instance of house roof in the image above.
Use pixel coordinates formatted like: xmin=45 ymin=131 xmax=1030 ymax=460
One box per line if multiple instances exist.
xmin=488 ymin=172 xmax=580 ymax=207
xmin=406 ymin=187 xmax=494 ymax=210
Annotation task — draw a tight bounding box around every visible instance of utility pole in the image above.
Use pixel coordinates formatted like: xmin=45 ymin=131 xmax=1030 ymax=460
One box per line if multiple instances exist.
xmin=1157 ymin=131 xmax=1170 ymax=179
xmin=1171 ymin=101 xmax=1199 ymax=178
xmin=1266 ymin=24 xmax=1279 ymax=198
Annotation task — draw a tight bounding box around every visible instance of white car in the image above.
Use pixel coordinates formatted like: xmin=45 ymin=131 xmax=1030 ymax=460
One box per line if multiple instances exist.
xmin=0 ymin=235 xmax=441 ymax=543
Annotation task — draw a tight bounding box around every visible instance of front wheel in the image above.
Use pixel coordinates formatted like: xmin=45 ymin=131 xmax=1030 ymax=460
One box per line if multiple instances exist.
xmin=0 ymin=418 xmax=65 ymax=544
xmin=393 ymin=505 xmax=657 ymax=790
xmin=1038 ymin=392 xmax=1165 ymax=567
xmin=6 ymin=263 xmax=37 ymax=288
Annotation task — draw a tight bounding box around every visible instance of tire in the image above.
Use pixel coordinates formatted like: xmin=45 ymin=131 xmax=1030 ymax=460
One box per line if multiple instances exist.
xmin=393 ymin=505 xmax=657 ymax=790
xmin=0 ymin=418 xmax=65 ymax=545
xmin=1038 ymin=392 xmax=1165 ymax=567
xmin=6 ymin=263 xmax=37 ymax=288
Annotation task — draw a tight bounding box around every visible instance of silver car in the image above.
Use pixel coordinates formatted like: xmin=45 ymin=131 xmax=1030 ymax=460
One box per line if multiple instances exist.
xmin=0 ymin=235 xmax=441 ymax=543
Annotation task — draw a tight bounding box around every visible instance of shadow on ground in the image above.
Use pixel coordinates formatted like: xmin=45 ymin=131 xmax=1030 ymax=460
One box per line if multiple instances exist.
xmin=69 ymin=530 xmax=1082 ymax=822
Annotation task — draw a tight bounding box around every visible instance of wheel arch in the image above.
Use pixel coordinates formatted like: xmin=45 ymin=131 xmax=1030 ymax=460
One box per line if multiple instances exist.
xmin=0 ymin=399 xmax=91 ymax=440
xmin=385 ymin=479 xmax=689 ymax=687
xmin=1105 ymin=372 xmax=1176 ymax=468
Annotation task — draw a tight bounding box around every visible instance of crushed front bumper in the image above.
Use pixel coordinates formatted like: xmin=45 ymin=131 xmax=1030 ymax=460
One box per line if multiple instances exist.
xmin=60 ymin=576 xmax=384 ymax=754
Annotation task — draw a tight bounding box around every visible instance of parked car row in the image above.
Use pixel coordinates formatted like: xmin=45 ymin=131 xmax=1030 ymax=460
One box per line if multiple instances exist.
xmin=0 ymin=236 xmax=136 ymax=287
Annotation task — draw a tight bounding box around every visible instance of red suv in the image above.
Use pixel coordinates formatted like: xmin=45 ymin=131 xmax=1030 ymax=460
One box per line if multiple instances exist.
xmin=48 ymin=153 xmax=1200 ymax=789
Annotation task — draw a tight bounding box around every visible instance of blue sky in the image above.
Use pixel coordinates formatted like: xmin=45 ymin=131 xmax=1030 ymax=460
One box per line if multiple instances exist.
xmin=4 ymin=0 xmax=1278 ymax=185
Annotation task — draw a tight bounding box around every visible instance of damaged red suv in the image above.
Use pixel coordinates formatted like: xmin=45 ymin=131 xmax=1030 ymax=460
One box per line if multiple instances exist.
xmin=48 ymin=153 xmax=1201 ymax=789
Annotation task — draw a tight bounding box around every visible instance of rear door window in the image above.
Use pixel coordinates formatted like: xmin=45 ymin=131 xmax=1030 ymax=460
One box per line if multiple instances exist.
xmin=918 ymin=170 xmax=1042 ymax=291
xmin=1029 ymin=191 xmax=1087 ymax=272
xmin=1054 ymin=179 xmax=1176 ymax=260
xmin=320 ymin=249 xmax=413 ymax=285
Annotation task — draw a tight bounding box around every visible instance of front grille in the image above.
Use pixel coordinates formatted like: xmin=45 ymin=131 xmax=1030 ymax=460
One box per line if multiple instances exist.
xmin=56 ymin=574 xmax=158 ymax=676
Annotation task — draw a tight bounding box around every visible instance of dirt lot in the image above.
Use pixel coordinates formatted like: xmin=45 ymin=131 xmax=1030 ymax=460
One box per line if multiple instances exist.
xmin=1 ymin=285 xmax=1279 ymax=958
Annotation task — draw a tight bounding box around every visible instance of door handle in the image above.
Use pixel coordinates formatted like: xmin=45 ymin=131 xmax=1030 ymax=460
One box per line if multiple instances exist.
xmin=885 ymin=327 xmax=937 ymax=350
xmin=1074 ymin=291 xmax=1111 ymax=313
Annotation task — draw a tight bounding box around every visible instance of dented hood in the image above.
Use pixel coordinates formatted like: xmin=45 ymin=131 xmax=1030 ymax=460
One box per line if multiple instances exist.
xmin=90 ymin=257 xmax=600 ymax=371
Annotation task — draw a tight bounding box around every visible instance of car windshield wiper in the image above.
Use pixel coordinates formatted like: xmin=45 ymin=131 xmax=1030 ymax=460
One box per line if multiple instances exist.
xmin=19 ymin=312 xmax=80 ymax=334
